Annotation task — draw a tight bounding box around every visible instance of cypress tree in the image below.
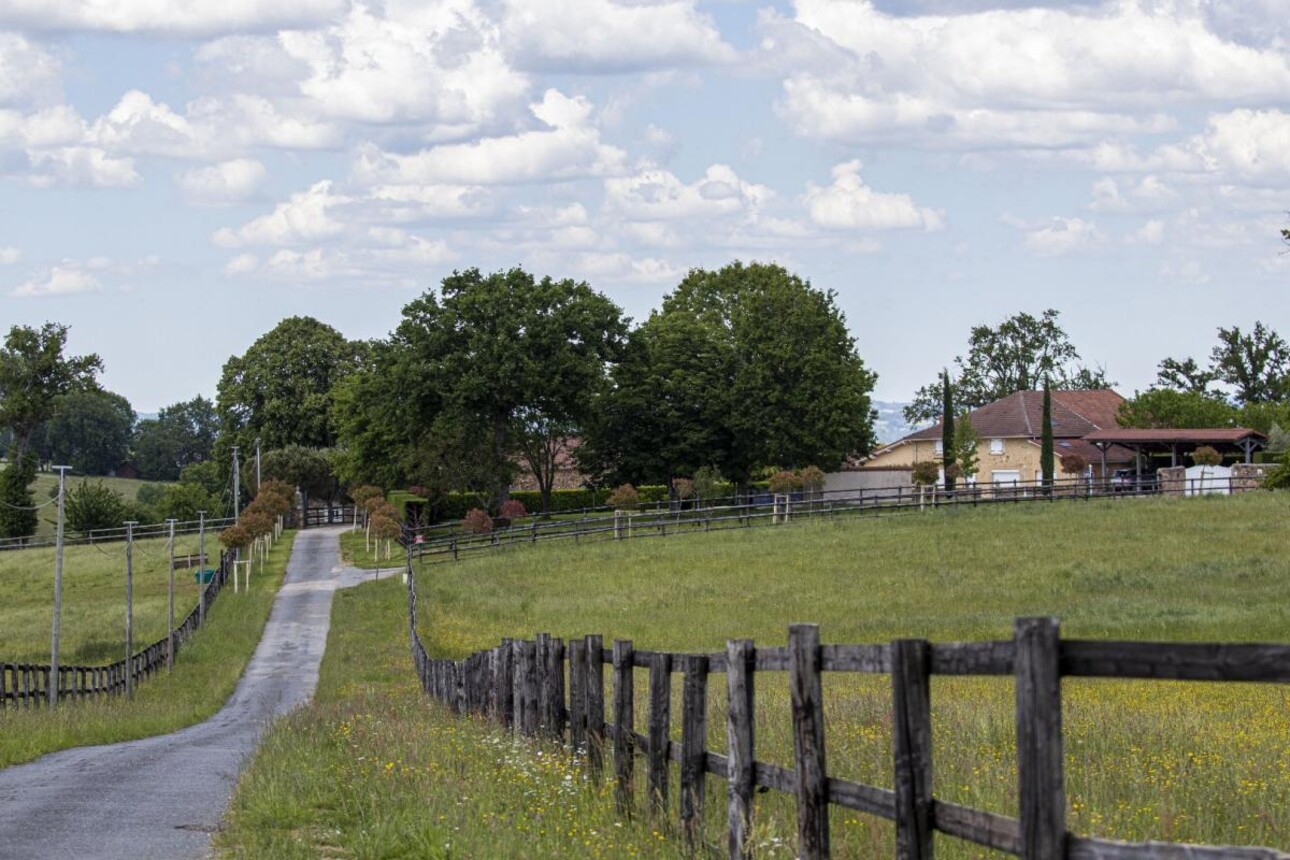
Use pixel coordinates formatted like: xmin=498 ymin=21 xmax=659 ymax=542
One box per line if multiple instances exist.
xmin=1040 ymin=379 xmax=1055 ymax=492
xmin=941 ymin=370 xmax=956 ymax=492
xmin=0 ymin=452 xmax=39 ymax=540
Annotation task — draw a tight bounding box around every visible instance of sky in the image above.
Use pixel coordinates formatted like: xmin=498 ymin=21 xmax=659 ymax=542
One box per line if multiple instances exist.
xmin=1 ymin=0 xmax=1287 ymax=413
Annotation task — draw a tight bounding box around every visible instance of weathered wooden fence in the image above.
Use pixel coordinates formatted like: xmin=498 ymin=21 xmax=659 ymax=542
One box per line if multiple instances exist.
xmin=0 ymin=549 xmax=235 ymax=709
xmin=405 ymin=569 xmax=1290 ymax=860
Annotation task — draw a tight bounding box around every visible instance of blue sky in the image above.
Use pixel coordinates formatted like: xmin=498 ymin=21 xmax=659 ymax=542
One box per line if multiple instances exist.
xmin=1 ymin=0 xmax=1287 ymax=412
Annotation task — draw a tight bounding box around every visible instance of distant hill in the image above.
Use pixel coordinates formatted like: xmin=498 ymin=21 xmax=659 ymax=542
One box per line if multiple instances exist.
xmin=872 ymin=401 xmax=927 ymax=445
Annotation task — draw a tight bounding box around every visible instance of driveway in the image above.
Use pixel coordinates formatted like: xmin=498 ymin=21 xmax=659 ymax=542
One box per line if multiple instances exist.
xmin=0 ymin=527 xmax=394 ymax=860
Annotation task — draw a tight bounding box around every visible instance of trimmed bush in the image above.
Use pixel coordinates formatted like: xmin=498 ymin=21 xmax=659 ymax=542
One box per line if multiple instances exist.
xmin=607 ymin=484 xmax=640 ymax=510
xmin=461 ymin=508 xmax=492 ymax=534
xmin=799 ymin=466 xmax=826 ymax=492
xmin=1192 ymin=446 xmax=1222 ymax=467
xmin=1060 ymin=453 xmax=1088 ymax=475
xmin=768 ymin=470 xmax=803 ymax=494
xmin=911 ymin=461 xmax=940 ymax=486
xmin=499 ymin=499 xmax=527 ymax=519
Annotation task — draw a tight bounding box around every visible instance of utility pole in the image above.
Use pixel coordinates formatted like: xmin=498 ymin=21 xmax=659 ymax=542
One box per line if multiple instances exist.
xmin=255 ymin=436 xmax=262 ymax=494
xmin=198 ymin=510 xmax=207 ymax=626
xmin=166 ymin=519 xmax=176 ymax=670
xmin=48 ymin=465 xmax=70 ymax=709
xmin=125 ymin=520 xmax=137 ymax=700
xmin=232 ymin=445 xmax=241 ymax=520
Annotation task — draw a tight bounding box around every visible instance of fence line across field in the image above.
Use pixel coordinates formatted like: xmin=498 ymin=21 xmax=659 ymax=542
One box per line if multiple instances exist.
xmin=403 ymin=473 xmax=1266 ymax=565
xmin=0 ymin=549 xmax=235 ymax=709
xmin=0 ymin=515 xmax=238 ymax=553
xmin=403 ymin=557 xmax=1290 ymax=860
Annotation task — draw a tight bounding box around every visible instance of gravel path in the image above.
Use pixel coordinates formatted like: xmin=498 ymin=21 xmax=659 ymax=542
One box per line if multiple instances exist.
xmin=0 ymin=527 xmax=392 ymax=860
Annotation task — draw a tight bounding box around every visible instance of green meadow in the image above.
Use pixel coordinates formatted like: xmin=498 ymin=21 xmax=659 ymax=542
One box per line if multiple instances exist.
xmin=218 ymin=493 xmax=1290 ymax=858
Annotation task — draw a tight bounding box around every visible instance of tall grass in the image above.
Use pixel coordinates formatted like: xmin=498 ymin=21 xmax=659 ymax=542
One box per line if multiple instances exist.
xmin=0 ymin=532 xmax=296 ymax=768
xmin=220 ymin=495 xmax=1290 ymax=857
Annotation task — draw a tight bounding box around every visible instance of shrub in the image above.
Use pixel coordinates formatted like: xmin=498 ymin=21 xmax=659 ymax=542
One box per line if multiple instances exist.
xmin=499 ymin=499 xmax=527 ymax=519
xmin=1192 ymin=446 xmax=1222 ymax=467
xmin=672 ymin=478 xmax=695 ymax=500
xmin=64 ymin=480 xmax=126 ymax=533
xmin=693 ymin=466 xmax=724 ymax=501
xmin=219 ymin=523 xmax=251 ymax=549
xmin=798 ymin=466 xmax=826 ymax=492
xmin=607 ymin=484 xmax=640 ymax=510
xmin=407 ymin=485 xmax=429 ymax=498
xmin=768 ymin=470 xmax=803 ymax=494
xmin=911 ymin=461 xmax=940 ymax=486
xmin=943 ymin=462 xmax=963 ymax=481
xmin=461 ymin=508 xmax=492 ymax=534
xmin=350 ymin=485 xmax=384 ymax=508
xmin=1059 ymin=453 xmax=1088 ymax=475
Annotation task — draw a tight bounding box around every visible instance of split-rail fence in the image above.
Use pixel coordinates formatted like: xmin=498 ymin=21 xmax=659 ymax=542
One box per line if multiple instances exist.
xmin=404 ymin=563 xmax=1290 ymax=860
xmin=0 ymin=549 xmax=235 ymax=708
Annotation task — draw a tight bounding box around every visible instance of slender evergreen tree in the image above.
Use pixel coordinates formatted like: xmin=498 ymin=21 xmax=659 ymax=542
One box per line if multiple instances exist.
xmin=941 ymin=370 xmax=956 ymax=492
xmin=1040 ymin=378 xmax=1055 ymax=491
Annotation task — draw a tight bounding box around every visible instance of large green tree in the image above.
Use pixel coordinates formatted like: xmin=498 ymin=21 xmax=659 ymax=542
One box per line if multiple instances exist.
xmin=43 ymin=389 xmax=135 ymax=475
xmin=0 ymin=323 xmax=103 ymax=459
xmin=905 ymin=309 xmax=1111 ymax=424
xmin=336 ymin=268 xmax=628 ymax=510
xmin=1117 ymin=389 xmax=1237 ymax=429
xmin=1154 ymin=322 xmax=1289 ymax=406
xmin=216 ymin=316 xmax=361 ymax=456
xmin=134 ymin=395 xmax=218 ymax=481
xmin=584 ymin=261 xmax=877 ymax=487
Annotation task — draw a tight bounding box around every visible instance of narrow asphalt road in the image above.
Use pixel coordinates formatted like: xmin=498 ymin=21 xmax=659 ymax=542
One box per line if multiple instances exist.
xmin=0 ymin=527 xmax=393 ymax=860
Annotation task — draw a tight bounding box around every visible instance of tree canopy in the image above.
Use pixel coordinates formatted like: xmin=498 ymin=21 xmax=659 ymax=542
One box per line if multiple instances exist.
xmin=905 ymin=309 xmax=1111 ymax=424
xmin=1153 ymin=322 xmax=1289 ymax=405
xmin=0 ymin=323 xmax=102 ymax=459
xmin=134 ymin=395 xmax=218 ymax=481
xmin=581 ymin=261 xmax=877 ymax=486
xmin=216 ymin=316 xmax=361 ymax=455
xmin=42 ymin=389 xmax=135 ymax=476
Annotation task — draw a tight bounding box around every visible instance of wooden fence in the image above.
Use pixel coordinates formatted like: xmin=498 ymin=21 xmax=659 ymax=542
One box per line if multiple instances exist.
xmin=404 ymin=568 xmax=1290 ymax=859
xmin=0 ymin=549 xmax=235 ymax=709
xmin=404 ymin=476 xmax=1200 ymax=566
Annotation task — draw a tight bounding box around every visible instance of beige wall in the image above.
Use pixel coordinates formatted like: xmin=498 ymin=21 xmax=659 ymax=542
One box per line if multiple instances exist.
xmin=863 ymin=436 xmax=1044 ymax=483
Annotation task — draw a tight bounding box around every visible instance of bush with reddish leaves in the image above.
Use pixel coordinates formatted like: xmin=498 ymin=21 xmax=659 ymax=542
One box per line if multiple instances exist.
xmin=461 ymin=508 xmax=493 ymax=534
xmin=499 ymin=499 xmax=527 ymax=519
xmin=607 ymin=484 xmax=640 ymax=510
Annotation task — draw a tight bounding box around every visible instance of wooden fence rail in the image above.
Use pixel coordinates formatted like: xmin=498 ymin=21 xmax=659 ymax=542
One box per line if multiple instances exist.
xmin=404 ymin=567 xmax=1290 ymax=860
xmin=0 ymin=549 xmax=235 ymax=709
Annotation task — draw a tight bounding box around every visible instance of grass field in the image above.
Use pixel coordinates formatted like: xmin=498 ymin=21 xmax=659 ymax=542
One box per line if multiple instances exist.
xmin=0 ymin=531 xmax=296 ymax=768
xmin=0 ymin=463 xmax=175 ymax=539
xmin=219 ymin=494 xmax=1290 ymax=858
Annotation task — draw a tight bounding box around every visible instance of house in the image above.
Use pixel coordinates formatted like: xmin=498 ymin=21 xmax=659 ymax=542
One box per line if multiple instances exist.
xmin=854 ymin=389 xmax=1135 ymax=486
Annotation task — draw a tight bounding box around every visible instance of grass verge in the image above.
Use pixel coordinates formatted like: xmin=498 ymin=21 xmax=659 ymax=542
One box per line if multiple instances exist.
xmin=221 ymin=495 xmax=1290 ymax=856
xmin=0 ymin=531 xmax=296 ymax=769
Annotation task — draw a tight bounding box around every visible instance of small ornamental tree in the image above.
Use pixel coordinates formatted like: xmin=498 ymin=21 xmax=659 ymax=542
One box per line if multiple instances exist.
xmin=607 ymin=483 xmax=640 ymax=510
xmin=219 ymin=523 xmax=251 ymax=551
xmin=768 ymin=470 xmax=803 ymax=494
xmin=672 ymin=478 xmax=695 ymax=500
xmin=1192 ymin=446 xmax=1222 ymax=467
xmin=65 ymin=480 xmax=127 ymax=533
xmin=240 ymin=508 xmax=275 ymax=539
xmin=799 ymin=466 xmax=826 ymax=495
xmin=692 ymin=466 xmax=723 ymax=503
xmin=911 ymin=460 xmax=940 ymax=486
xmin=351 ymin=485 xmax=384 ymax=509
xmin=499 ymin=499 xmax=527 ymax=519
xmin=953 ymin=413 xmax=979 ymax=482
xmin=1059 ymin=452 xmax=1088 ymax=477
xmin=461 ymin=508 xmax=493 ymax=534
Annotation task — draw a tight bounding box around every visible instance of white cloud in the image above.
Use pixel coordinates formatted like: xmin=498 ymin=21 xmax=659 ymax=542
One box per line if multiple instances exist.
xmin=501 ymin=0 xmax=735 ymax=72
xmin=771 ymin=0 xmax=1290 ymax=148
xmin=803 ymin=160 xmax=943 ymax=231
xmin=1128 ymin=219 xmax=1165 ymax=246
xmin=604 ymin=163 xmax=772 ymax=221
xmin=26 ymin=146 xmax=138 ymax=187
xmin=0 ymin=246 xmax=20 ymax=264
xmin=1022 ymin=216 xmax=1101 ymax=256
xmin=11 ymin=263 xmax=102 ymax=297
xmin=224 ymin=230 xmax=455 ymax=283
xmin=0 ymin=33 xmax=61 ymax=108
xmin=214 ymin=179 xmax=349 ymax=247
xmin=1089 ymin=175 xmax=1179 ymax=213
xmin=276 ymin=3 xmax=529 ymax=133
xmin=1160 ymin=259 xmax=1211 ymax=285
xmin=352 ymin=90 xmax=627 ymax=185
xmin=177 ymin=158 xmax=267 ymax=204
xmin=0 ymin=0 xmax=346 ymax=36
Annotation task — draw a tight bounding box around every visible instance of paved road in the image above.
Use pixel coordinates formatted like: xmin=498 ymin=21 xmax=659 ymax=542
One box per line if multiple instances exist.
xmin=0 ymin=527 xmax=394 ymax=860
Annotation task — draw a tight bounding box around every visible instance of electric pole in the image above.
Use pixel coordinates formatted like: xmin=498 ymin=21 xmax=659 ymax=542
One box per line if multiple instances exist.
xmin=48 ymin=465 xmax=69 ymax=709
xmin=232 ymin=445 xmax=241 ymax=520
xmin=125 ymin=520 xmax=136 ymax=700
xmin=167 ymin=518 xmax=176 ymax=670
xmin=198 ymin=510 xmax=207 ymax=626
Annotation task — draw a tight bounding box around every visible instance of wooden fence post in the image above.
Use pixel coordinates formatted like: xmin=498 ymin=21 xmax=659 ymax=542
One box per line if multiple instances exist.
xmin=648 ymin=651 xmax=672 ymax=814
xmin=523 ymin=640 xmax=541 ymax=735
xmin=789 ymin=623 xmax=829 ymax=859
xmin=892 ymin=639 xmax=933 ymax=860
xmin=586 ymin=634 xmax=605 ymax=780
xmin=499 ymin=638 xmax=515 ymax=729
xmin=681 ymin=654 xmax=709 ymax=852
xmin=726 ymin=639 xmax=756 ymax=860
xmin=613 ymin=639 xmax=636 ymax=816
xmin=548 ymin=637 xmax=566 ymax=741
xmin=570 ymin=638 xmax=587 ymax=754
xmin=1015 ymin=617 xmax=1065 ymax=860
xmin=536 ymin=634 xmax=551 ymax=733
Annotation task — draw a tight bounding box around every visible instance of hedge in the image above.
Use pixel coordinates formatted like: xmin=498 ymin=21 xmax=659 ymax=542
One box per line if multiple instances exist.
xmin=424 ymin=481 xmax=771 ymax=524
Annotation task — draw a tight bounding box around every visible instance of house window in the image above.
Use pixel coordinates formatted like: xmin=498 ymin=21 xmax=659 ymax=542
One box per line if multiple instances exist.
xmin=933 ymin=440 xmax=944 ymax=456
xmin=989 ymin=438 xmax=1004 ymax=455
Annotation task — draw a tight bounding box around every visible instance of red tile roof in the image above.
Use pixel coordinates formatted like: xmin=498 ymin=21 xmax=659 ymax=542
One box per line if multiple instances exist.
xmin=902 ymin=389 xmax=1125 ymax=442
xmin=1083 ymin=428 xmax=1267 ymax=445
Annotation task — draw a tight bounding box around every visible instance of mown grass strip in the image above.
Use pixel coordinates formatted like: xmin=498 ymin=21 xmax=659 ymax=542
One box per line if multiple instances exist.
xmin=221 ymin=495 xmax=1290 ymax=856
xmin=0 ymin=532 xmax=296 ymax=769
